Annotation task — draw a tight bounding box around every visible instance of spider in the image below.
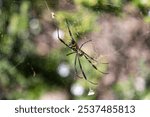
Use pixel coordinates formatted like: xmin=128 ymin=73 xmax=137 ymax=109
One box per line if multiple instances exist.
xmin=57 ymin=20 xmax=108 ymax=85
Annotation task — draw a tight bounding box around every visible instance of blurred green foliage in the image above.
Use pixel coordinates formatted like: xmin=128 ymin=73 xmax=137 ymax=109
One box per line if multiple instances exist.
xmin=56 ymin=9 xmax=96 ymax=40
xmin=0 ymin=0 xmax=150 ymax=99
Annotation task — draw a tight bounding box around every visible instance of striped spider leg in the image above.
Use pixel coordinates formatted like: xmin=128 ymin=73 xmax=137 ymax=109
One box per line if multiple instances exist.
xmin=57 ymin=20 xmax=108 ymax=85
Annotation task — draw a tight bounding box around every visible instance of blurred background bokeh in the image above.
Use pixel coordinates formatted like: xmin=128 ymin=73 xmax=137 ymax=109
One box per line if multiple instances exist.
xmin=0 ymin=0 xmax=150 ymax=100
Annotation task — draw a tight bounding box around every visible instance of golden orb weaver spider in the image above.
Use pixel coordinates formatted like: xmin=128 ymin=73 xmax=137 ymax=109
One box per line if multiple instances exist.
xmin=57 ymin=19 xmax=108 ymax=85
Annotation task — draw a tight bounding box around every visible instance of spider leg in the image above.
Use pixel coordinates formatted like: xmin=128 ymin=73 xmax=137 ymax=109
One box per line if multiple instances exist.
xmin=66 ymin=51 xmax=81 ymax=77
xmin=57 ymin=28 xmax=72 ymax=48
xmin=79 ymin=40 xmax=97 ymax=62
xmin=51 ymin=13 xmax=72 ymax=49
xmin=80 ymin=50 xmax=97 ymax=62
xmin=83 ymin=50 xmax=109 ymax=64
xmin=79 ymin=40 xmax=109 ymax=64
xmin=66 ymin=51 xmax=76 ymax=56
xmin=77 ymin=54 xmax=98 ymax=85
xmin=80 ymin=40 xmax=92 ymax=49
xmin=82 ymin=50 xmax=109 ymax=64
xmin=83 ymin=54 xmax=108 ymax=74
xmin=74 ymin=53 xmax=82 ymax=78
xmin=65 ymin=19 xmax=76 ymax=43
